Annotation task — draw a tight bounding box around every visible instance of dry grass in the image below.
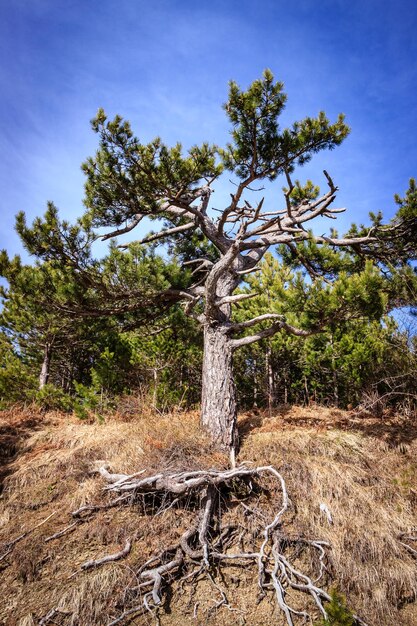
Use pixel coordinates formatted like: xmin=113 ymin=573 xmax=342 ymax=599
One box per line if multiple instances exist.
xmin=0 ymin=403 xmax=416 ymax=626
xmin=242 ymin=406 xmax=417 ymax=624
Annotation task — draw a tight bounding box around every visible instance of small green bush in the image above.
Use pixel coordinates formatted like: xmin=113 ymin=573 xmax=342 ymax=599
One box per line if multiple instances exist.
xmin=35 ymin=384 xmax=73 ymax=412
xmin=73 ymin=381 xmax=109 ymax=422
xmin=0 ymin=351 xmax=38 ymax=408
xmin=315 ymin=589 xmax=355 ymax=626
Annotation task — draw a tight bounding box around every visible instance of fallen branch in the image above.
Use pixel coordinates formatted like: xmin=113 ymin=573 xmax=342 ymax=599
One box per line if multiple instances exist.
xmin=0 ymin=511 xmax=57 ymax=562
xmin=44 ymin=520 xmax=82 ymax=543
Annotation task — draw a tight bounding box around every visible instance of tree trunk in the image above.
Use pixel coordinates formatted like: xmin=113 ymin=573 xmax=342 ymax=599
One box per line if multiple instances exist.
xmin=304 ymin=375 xmax=310 ymax=405
xmin=266 ymin=342 xmax=275 ymax=416
xmin=330 ymin=333 xmax=339 ymax=407
xmin=201 ymin=325 xmax=237 ymax=450
xmin=152 ymin=368 xmax=158 ymax=407
xmin=39 ymin=343 xmax=52 ymax=390
xmin=253 ymin=358 xmax=258 ymax=409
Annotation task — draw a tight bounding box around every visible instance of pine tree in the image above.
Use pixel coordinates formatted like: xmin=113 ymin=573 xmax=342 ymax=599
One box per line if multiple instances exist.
xmin=8 ymin=71 xmax=417 ymax=452
xmin=315 ymin=589 xmax=355 ymax=626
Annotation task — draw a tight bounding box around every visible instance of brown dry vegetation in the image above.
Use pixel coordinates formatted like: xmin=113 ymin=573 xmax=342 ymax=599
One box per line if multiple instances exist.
xmin=0 ymin=403 xmax=416 ymax=626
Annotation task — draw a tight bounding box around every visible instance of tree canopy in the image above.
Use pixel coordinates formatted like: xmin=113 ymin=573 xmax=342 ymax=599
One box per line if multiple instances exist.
xmin=1 ymin=70 xmax=417 ymax=448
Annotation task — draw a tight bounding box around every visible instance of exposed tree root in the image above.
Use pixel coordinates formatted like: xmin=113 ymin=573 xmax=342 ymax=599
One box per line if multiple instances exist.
xmin=40 ymin=464 xmax=369 ymax=626
xmin=0 ymin=511 xmax=56 ymax=562
xmin=71 ymin=493 xmax=131 ymax=518
xmin=44 ymin=520 xmax=83 ymax=543
xmin=398 ymin=532 xmax=417 ymax=558
xmin=81 ymin=539 xmax=132 ymax=570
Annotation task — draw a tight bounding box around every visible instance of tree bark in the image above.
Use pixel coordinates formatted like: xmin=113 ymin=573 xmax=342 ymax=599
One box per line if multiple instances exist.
xmin=284 ymin=375 xmax=288 ymax=405
xmin=152 ymin=368 xmax=158 ymax=408
xmin=201 ymin=324 xmax=238 ymax=450
xmin=253 ymin=358 xmax=259 ymax=408
xmin=39 ymin=342 xmax=52 ymax=390
xmin=266 ymin=342 xmax=276 ymax=416
xmin=200 ymin=266 xmax=240 ymax=451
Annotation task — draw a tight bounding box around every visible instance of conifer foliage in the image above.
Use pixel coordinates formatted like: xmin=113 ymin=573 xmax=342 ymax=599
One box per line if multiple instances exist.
xmin=1 ymin=72 xmax=417 ymax=626
xmin=1 ymin=70 xmax=417 ymax=447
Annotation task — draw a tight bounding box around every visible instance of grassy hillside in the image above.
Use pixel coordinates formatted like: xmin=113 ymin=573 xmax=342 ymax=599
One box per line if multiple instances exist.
xmin=0 ymin=404 xmax=416 ymax=626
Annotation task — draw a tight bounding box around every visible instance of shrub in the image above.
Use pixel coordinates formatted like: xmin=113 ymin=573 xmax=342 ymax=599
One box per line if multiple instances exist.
xmin=35 ymin=384 xmax=73 ymax=412
xmin=315 ymin=589 xmax=355 ymax=626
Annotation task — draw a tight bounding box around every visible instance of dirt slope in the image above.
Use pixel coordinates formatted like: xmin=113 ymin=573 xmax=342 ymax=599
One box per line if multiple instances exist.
xmin=0 ymin=404 xmax=416 ymax=626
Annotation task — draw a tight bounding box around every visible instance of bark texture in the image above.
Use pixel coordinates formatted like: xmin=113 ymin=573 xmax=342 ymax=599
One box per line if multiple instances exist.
xmin=39 ymin=342 xmax=52 ymax=390
xmin=201 ymin=325 xmax=237 ymax=450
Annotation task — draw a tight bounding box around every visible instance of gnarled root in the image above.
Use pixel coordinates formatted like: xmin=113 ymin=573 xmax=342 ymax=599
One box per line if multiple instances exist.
xmin=42 ymin=464 xmax=367 ymax=626
xmin=81 ymin=539 xmax=132 ymax=571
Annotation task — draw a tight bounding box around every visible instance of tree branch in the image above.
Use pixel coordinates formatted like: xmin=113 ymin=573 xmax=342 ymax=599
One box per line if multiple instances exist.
xmin=204 ymin=243 xmax=241 ymax=317
xmin=118 ymin=221 xmax=195 ymax=248
xmin=100 ymin=215 xmax=143 ymax=241
xmin=231 ymin=320 xmax=316 ymax=349
xmin=217 ymin=292 xmax=258 ymax=306
xmin=229 ymin=313 xmax=284 ymax=333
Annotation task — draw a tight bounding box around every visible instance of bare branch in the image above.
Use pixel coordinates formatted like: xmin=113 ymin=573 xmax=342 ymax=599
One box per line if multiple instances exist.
xmin=229 ymin=313 xmax=284 ymax=333
xmin=293 ymin=193 xmax=336 ymax=224
xmin=241 ymin=227 xmax=378 ymax=253
xmin=183 ymin=257 xmax=214 ymax=268
xmin=148 ymin=187 xmax=234 ymax=254
xmin=236 ymin=265 xmax=261 ymax=275
xmin=316 ymin=233 xmax=377 ymax=246
xmin=101 ymin=215 xmax=143 ymax=241
xmin=217 ymin=292 xmax=258 ymax=306
xmin=231 ymin=320 xmax=315 ymax=349
xmin=118 ymin=221 xmax=195 ymax=248
xmin=323 ymin=169 xmax=336 ymax=192
xmin=217 ymin=176 xmax=256 ymax=236
xmin=183 ymin=296 xmax=205 ymax=324
xmin=245 ymin=198 xmax=265 ymax=226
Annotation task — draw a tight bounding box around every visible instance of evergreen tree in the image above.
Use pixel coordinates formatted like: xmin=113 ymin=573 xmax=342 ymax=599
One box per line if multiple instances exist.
xmin=126 ymin=307 xmax=202 ymax=410
xmin=315 ymin=589 xmax=355 ymax=626
xmin=0 ymin=329 xmax=37 ymax=406
xmin=0 ymin=250 xmax=131 ymax=398
xmin=7 ymin=71 xmax=417 ymax=451
xmin=0 ymin=252 xmax=73 ymax=390
xmin=235 ymin=249 xmax=416 ymax=409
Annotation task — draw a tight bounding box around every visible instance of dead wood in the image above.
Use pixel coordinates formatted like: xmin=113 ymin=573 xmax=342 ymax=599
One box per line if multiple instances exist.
xmin=32 ymin=461 xmax=371 ymax=625
xmin=53 ymin=463 xmax=366 ymax=625
xmin=0 ymin=511 xmax=56 ymax=562
xmin=81 ymin=539 xmax=132 ymax=571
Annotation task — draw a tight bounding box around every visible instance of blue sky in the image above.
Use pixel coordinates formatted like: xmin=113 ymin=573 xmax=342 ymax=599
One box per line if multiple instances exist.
xmin=1 ymin=0 xmax=417 ymax=258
